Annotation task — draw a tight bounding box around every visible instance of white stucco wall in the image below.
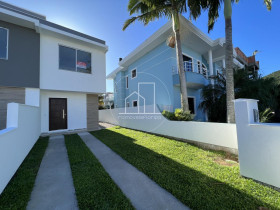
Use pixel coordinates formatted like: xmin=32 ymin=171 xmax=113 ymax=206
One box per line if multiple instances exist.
xmin=0 ymin=103 xmax=40 ymax=194
xmin=25 ymin=88 xmax=40 ymax=107
xmin=40 ymin=90 xmax=87 ymax=133
xmin=234 ymin=99 xmax=280 ymax=189
xmin=99 ymin=107 xmax=238 ymax=150
xmin=40 ymin=32 xmax=106 ymax=94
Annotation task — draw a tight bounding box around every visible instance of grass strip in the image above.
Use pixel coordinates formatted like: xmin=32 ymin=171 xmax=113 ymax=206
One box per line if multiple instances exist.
xmin=91 ymin=127 xmax=280 ymax=210
xmin=0 ymin=137 xmax=49 ymax=209
xmin=64 ymin=134 xmax=134 ymax=210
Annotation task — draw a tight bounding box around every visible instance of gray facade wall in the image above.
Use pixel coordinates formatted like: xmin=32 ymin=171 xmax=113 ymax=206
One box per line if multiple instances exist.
xmin=0 ymin=20 xmax=40 ymax=88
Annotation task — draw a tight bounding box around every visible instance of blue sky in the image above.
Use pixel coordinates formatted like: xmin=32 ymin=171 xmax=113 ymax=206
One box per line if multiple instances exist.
xmin=5 ymin=0 xmax=280 ymax=92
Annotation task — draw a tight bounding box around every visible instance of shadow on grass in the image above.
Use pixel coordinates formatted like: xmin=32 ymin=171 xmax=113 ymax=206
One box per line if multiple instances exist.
xmin=91 ymin=128 xmax=279 ymax=210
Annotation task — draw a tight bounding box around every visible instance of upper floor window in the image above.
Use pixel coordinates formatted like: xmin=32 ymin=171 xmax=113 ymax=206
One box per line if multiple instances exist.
xmin=131 ymin=69 xmax=137 ymax=79
xmin=0 ymin=27 xmax=8 ymax=60
xmin=183 ymin=55 xmax=193 ymax=72
xmin=59 ymin=45 xmax=91 ymax=74
xmin=126 ymin=76 xmax=128 ymax=89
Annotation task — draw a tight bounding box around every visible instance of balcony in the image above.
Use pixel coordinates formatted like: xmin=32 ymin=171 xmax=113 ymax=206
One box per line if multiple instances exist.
xmin=172 ymin=61 xmax=209 ymax=89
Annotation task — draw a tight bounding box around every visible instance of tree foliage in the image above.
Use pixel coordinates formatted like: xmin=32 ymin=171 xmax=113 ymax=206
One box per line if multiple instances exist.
xmin=200 ymin=69 xmax=280 ymax=123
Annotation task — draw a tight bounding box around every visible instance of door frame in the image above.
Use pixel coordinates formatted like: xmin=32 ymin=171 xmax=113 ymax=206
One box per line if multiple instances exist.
xmin=49 ymin=98 xmax=68 ymax=131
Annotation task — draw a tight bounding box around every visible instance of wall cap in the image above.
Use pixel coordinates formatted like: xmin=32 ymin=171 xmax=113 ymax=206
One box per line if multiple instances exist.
xmin=233 ymin=98 xmax=259 ymax=103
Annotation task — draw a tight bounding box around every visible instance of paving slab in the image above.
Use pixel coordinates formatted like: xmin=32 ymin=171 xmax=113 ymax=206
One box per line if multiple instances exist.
xmin=78 ymin=132 xmax=189 ymax=210
xmin=27 ymin=135 xmax=78 ymax=210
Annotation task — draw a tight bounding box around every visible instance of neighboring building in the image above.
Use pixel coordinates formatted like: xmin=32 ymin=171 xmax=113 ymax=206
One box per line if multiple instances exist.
xmin=102 ymin=92 xmax=114 ymax=108
xmin=0 ymin=1 xmax=107 ymax=132
xmin=107 ymin=16 xmax=245 ymax=121
xmin=235 ymin=47 xmax=259 ymax=75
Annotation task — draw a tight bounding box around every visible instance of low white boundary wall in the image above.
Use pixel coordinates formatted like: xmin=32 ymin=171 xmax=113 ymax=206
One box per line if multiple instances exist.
xmin=99 ymin=107 xmax=238 ymax=151
xmin=0 ymin=103 xmax=41 ymax=194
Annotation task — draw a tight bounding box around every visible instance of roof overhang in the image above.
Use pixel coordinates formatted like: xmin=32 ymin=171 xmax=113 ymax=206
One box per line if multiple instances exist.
xmin=107 ymin=66 xmax=124 ymax=80
xmin=38 ymin=23 xmax=108 ymax=52
xmin=119 ymin=21 xmax=173 ymax=68
xmin=0 ymin=6 xmax=108 ymax=52
xmin=107 ymin=16 xmax=226 ymax=80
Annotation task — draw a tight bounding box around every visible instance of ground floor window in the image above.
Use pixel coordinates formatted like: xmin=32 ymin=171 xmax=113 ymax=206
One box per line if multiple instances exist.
xmin=133 ymin=100 xmax=138 ymax=107
xmin=188 ymin=97 xmax=195 ymax=114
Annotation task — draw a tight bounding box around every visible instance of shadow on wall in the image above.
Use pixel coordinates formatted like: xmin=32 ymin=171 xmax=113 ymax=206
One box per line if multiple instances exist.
xmin=92 ymin=128 xmax=278 ymax=209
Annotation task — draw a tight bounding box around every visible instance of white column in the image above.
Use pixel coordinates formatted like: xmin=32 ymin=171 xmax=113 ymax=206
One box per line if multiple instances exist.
xmin=208 ymin=50 xmax=214 ymax=85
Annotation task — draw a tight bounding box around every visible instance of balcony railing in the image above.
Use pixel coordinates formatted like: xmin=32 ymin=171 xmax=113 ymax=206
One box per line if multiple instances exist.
xmin=172 ymin=61 xmax=208 ymax=78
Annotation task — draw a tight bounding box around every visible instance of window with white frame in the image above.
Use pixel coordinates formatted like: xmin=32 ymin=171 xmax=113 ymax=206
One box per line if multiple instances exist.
xmin=59 ymin=45 xmax=91 ymax=74
xmin=183 ymin=55 xmax=193 ymax=72
xmin=131 ymin=69 xmax=137 ymax=78
xmin=0 ymin=27 xmax=8 ymax=60
xmin=126 ymin=76 xmax=128 ymax=89
xmin=133 ymin=100 xmax=138 ymax=107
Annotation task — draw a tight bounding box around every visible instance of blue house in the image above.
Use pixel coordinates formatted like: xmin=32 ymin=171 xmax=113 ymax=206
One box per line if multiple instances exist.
xmin=107 ymin=16 xmax=247 ymax=121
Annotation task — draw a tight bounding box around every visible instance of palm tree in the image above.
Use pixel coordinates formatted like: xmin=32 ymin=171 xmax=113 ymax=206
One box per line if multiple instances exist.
xmin=123 ymin=0 xmax=204 ymax=112
xmin=201 ymin=0 xmax=272 ymax=123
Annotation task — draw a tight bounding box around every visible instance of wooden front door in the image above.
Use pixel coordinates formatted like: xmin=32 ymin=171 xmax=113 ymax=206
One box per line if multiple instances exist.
xmin=49 ymin=98 xmax=67 ymax=131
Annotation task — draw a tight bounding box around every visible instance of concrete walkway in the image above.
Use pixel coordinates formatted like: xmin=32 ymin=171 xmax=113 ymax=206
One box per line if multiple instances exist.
xmin=27 ymin=135 xmax=78 ymax=210
xmin=78 ymin=132 xmax=189 ymax=210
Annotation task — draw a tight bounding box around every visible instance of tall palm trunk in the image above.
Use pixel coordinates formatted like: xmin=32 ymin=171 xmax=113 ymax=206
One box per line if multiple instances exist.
xmin=224 ymin=0 xmax=235 ymax=123
xmin=172 ymin=12 xmax=189 ymax=112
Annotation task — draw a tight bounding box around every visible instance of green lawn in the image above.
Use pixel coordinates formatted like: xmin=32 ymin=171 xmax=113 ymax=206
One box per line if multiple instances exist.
xmin=91 ymin=127 xmax=280 ymax=210
xmin=0 ymin=137 xmax=49 ymax=210
xmin=64 ymin=134 xmax=134 ymax=210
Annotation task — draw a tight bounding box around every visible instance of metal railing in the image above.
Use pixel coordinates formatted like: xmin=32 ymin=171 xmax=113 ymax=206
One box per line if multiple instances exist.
xmin=172 ymin=61 xmax=208 ymax=78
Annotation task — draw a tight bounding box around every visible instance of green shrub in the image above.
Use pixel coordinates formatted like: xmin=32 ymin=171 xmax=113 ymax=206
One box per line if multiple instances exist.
xmin=174 ymin=108 xmax=194 ymax=121
xmin=162 ymin=109 xmax=194 ymax=121
xmin=162 ymin=110 xmax=176 ymax=120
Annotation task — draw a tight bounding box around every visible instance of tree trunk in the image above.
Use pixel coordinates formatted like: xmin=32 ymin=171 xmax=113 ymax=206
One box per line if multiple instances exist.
xmin=225 ymin=17 xmax=235 ymax=123
xmin=172 ymin=13 xmax=189 ymax=112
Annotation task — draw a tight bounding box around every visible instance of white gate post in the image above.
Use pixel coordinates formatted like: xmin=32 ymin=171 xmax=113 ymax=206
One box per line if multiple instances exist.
xmin=234 ymin=98 xmax=280 ymax=189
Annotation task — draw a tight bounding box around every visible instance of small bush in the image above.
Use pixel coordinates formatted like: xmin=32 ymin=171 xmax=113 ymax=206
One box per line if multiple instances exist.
xmin=162 ymin=110 xmax=176 ymax=120
xmin=175 ymin=109 xmax=194 ymax=121
xmin=162 ymin=109 xmax=194 ymax=121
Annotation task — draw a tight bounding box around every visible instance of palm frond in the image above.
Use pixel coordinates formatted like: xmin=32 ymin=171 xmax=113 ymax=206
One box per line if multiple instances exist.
xmin=264 ymin=0 xmax=272 ymax=10
xmin=123 ymin=5 xmax=169 ymax=30
xmin=123 ymin=17 xmax=138 ymax=31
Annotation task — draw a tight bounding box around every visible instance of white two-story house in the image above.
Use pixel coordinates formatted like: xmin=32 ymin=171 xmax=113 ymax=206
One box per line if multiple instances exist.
xmin=0 ymin=1 xmax=107 ymax=133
